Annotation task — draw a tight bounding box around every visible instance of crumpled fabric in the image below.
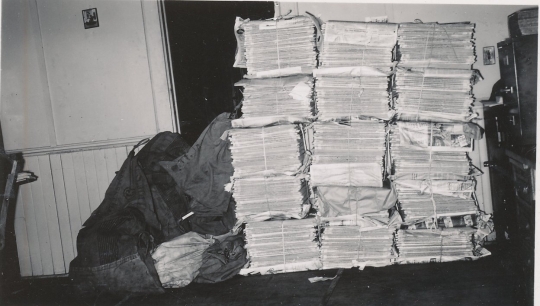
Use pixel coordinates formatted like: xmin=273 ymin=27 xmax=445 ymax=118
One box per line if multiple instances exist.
xmin=151 ymin=232 xmax=214 ymax=288
xmin=161 ymin=113 xmax=234 ymax=219
xmin=194 ymin=234 xmax=248 ymax=284
xmin=316 ymin=186 xmax=397 ymax=217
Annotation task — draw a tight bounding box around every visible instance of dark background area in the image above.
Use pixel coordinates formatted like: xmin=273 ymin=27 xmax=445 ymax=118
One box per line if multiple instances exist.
xmin=165 ymin=1 xmax=274 ymax=145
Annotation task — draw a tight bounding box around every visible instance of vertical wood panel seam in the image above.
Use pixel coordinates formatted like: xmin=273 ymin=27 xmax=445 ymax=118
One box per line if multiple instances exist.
xmin=68 ymin=153 xmax=81 ymax=255
xmin=60 ymin=154 xmax=77 ymax=257
xmin=80 ymin=153 xmax=93 ymax=223
xmin=48 ymin=154 xmax=67 ymax=273
xmin=36 ymin=157 xmax=55 ymax=273
xmin=28 ymin=180 xmax=44 ymax=275
xmin=17 ymin=189 xmax=33 ymax=276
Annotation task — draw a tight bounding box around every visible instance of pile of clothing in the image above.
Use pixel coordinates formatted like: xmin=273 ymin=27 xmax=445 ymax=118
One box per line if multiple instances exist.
xmin=69 ymin=114 xmax=248 ymax=296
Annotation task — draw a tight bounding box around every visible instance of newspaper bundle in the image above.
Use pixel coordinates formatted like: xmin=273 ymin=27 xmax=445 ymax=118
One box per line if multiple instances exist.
xmin=233 ymin=175 xmax=310 ymax=222
xmin=235 ymin=75 xmax=314 ymax=121
xmin=240 ymin=16 xmax=319 ymax=77
xmin=310 ymin=121 xmax=386 ymax=187
xmin=396 ymin=23 xmax=476 ymax=70
xmin=240 ymin=219 xmax=322 ymax=275
xmin=320 ymin=226 xmax=396 ymax=269
xmin=228 ymin=124 xmax=305 ymax=178
xmin=320 ymin=21 xmax=397 ymax=71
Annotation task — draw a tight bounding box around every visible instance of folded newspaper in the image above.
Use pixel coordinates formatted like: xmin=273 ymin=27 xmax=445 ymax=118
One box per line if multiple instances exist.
xmin=240 ymin=219 xmax=322 ymax=275
xmin=310 ymin=121 xmax=386 ymax=187
xmin=393 ymin=67 xmax=475 ymax=122
xmin=315 ymin=73 xmax=392 ymax=121
xmin=228 ymin=124 xmax=305 ymax=178
xmin=233 ymin=175 xmax=311 ymax=222
xmin=320 ymin=226 xmax=396 ymax=269
xmin=237 ymin=15 xmax=320 ymax=78
xmin=395 ymin=227 xmax=490 ymax=264
xmin=397 ymin=22 xmax=476 ymax=70
xmin=235 ymin=75 xmax=315 ymax=121
xmin=320 ymin=21 xmax=398 ymax=71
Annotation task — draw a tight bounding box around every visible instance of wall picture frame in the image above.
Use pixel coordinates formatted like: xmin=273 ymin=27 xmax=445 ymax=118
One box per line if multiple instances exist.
xmin=483 ymin=46 xmax=496 ymax=65
xmin=82 ymin=8 xmax=99 ymax=29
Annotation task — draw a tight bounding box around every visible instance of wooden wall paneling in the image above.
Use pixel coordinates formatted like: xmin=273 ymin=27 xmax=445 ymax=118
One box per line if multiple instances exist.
xmin=71 ymin=152 xmax=91 ymax=224
xmin=104 ymin=148 xmax=119 ymax=184
xmin=82 ymin=151 xmax=101 ymax=212
xmin=49 ymin=154 xmax=75 ymax=271
xmin=60 ymin=153 xmax=82 ymax=255
xmin=26 ymin=157 xmax=54 ymax=275
xmin=115 ymin=147 xmax=128 ymax=170
xmin=37 ymin=155 xmax=65 ymax=274
xmin=19 ymin=183 xmax=42 ymax=276
xmin=93 ymin=149 xmax=110 ymax=203
xmin=14 ymin=188 xmax=33 ymax=277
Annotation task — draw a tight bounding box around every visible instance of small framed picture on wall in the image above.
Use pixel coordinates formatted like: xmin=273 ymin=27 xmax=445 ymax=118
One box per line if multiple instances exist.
xmin=483 ymin=46 xmax=496 ymax=65
xmin=82 ymin=8 xmax=99 ymax=29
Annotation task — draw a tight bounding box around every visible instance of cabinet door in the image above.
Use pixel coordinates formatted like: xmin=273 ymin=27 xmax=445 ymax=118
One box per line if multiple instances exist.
xmin=497 ymin=40 xmax=522 ymax=139
xmin=513 ymin=35 xmax=538 ymax=144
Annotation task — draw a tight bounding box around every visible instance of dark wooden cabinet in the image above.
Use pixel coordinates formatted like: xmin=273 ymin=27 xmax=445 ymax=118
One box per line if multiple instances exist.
xmin=496 ymin=35 xmax=537 ymax=146
xmin=486 ymin=33 xmax=536 ymax=270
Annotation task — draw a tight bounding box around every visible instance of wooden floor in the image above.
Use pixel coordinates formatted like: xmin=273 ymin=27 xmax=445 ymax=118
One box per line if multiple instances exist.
xmin=1 ymin=242 xmax=534 ymax=306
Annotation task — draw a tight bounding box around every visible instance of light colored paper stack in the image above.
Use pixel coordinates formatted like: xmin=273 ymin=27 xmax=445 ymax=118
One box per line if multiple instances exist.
xmin=310 ymin=121 xmax=386 ymax=187
xmin=240 ymin=219 xmax=322 ymax=275
xmin=233 ymin=175 xmax=310 ymax=222
xmin=393 ymin=67 xmax=475 ymax=122
xmin=320 ymin=226 xmax=395 ymax=269
xmin=395 ymin=228 xmax=480 ymax=263
xmin=314 ymin=71 xmax=392 ymax=120
xmin=320 ymin=21 xmax=398 ymax=71
xmin=242 ymin=16 xmax=318 ymax=78
xmin=394 ymin=190 xmax=477 ymax=223
xmin=228 ymin=124 xmax=304 ymax=178
xmin=397 ymin=23 xmax=476 ymax=70
xmin=389 ymin=122 xmax=473 ymax=180
xmin=235 ymin=75 xmax=314 ymax=120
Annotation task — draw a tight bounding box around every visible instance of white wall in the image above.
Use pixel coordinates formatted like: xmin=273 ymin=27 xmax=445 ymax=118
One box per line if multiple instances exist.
xmin=280 ymin=2 xmax=535 ymax=100
xmin=1 ymin=0 xmax=55 ymax=150
xmin=1 ymin=0 xmax=175 ymax=151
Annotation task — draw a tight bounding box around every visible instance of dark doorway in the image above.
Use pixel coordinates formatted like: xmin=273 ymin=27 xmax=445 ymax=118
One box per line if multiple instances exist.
xmin=164 ymin=1 xmax=274 ymax=144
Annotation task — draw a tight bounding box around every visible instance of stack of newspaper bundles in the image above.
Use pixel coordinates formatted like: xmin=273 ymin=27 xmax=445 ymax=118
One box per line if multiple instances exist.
xmin=320 ymin=21 xmax=397 ymax=71
xmin=229 ymin=125 xmax=309 ymax=220
xmin=320 ymin=225 xmax=395 ymax=269
xmin=396 ymin=22 xmax=476 ymax=70
xmin=393 ymin=67 xmax=475 ymax=122
xmin=235 ymin=76 xmax=314 ymax=122
xmin=310 ymin=121 xmax=386 ymax=188
xmin=396 ymin=227 xmax=485 ymax=264
xmin=240 ymin=16 xmax=319 ymax=78
xmin=240 ymin=219 xmax=321 ymax=275
xmin=314 ymin=68 xmax=392 ymax=121
xmin=389 ymin=122 xmax=479 ymax=224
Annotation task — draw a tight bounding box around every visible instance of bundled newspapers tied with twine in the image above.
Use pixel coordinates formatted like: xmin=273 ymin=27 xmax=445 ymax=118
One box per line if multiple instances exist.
xmin=314 ymin=68 xmax=393 ymax=121
xmin=228 ymin=124 xmax=311 ymax=221
xmin=228 ymin=124 xmax=306 ymax=178
xmin=310 ymin=121 xmax=386 ymax=187
xmin=236 ymin=15 xmax=320 ymax=78
xmin=240 ymin=219 xmax=322 ymax=275
xmin=234 ymin=75 xmax=315 ymax=124
xmin=320 ymin=226 xmax=396 ymax=269
xmin=395 ymin=227 xmax=491 ymax=264
xmin=320 ymin=21 xmax=398 ymax=71
xmin=396 ymin=22 xmax=476 ymax=70
xmin=393 ymin=67 xmax=477 ymax=122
